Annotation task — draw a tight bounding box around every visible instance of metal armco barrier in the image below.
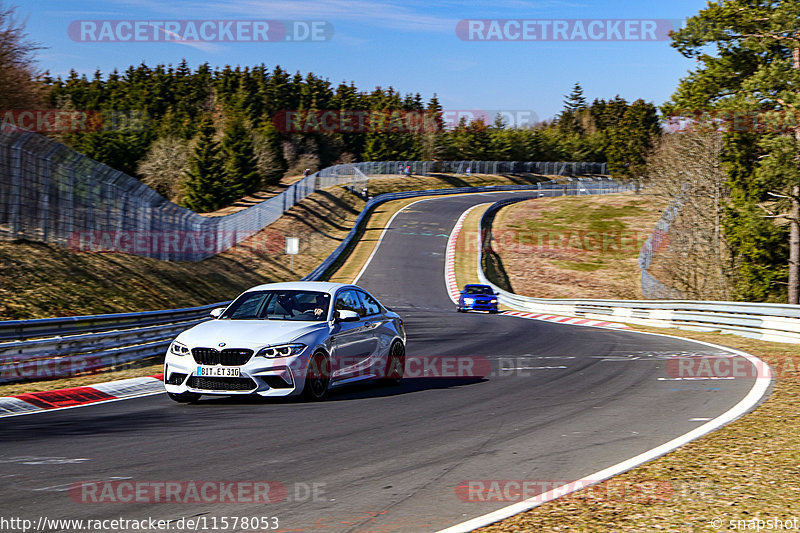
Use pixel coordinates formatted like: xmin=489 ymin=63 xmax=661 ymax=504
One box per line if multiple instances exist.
xmin=0 ymin=303 xmax=227 ymax=383
xmin=477 ymin=199 xmax=800 ymax=344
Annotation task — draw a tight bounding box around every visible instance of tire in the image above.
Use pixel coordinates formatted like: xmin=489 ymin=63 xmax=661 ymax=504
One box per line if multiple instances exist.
xmin=168 ymin=391 xmax=201 ymax=403
xmin=457 ymin=307 xmax=465 ymax=313
xmin=302 ymin=352 xmax=331 ymax=401
xmin=379 ymin=341 xmax=405 ymax=385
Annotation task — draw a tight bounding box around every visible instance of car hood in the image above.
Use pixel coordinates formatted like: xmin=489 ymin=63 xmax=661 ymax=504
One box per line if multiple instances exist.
xmin=176 ymin=319 xmax=329 ymax=349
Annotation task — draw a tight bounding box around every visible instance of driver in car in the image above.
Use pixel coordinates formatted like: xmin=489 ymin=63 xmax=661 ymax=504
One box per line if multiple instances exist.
xmin=307 ymin=294 xmax=329 ymax=318
xmin=276 ymin=294 xmax=299 ymax=316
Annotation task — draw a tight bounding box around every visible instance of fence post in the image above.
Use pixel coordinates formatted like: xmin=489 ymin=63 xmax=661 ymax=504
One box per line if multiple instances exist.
xmin=8 ymin=134 xmax=31 ymax=238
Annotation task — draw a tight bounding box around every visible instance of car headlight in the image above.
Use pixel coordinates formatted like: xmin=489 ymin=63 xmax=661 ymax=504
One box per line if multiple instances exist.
xmin=256 ymin=343 xmax=306 ymax=358
xmin=490 ymin=299 xmax=498 ymax=303
xmin=170 ymin=341 xmax=190 ymax=356
xmin=464 ymin=298 xmax=475 ymax=304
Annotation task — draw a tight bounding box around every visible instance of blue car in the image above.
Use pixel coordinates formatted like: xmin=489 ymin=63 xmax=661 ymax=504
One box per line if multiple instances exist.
xmin=457 ymin=284 xmax=499 ymax=313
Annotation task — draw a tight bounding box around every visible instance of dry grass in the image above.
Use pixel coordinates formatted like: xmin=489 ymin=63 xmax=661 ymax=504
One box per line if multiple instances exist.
xmin=0 ymin=185 xmax=366 ymax=320
xmin=454 ymin=203 xmax=492 ymax=288
xmin=492 ymin=192 xmax=667 ymax=299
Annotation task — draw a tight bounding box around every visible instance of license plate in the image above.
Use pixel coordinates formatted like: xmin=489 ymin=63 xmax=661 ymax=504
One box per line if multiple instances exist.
xmin=196 ymin=366 xmax=240 ymax=377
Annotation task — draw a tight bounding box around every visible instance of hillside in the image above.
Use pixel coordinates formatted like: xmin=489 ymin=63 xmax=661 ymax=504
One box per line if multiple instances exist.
xmin=489 ymin=192 xmax=667 ymax=299
xmin=0 ymin=172 xmax=549 ymax=320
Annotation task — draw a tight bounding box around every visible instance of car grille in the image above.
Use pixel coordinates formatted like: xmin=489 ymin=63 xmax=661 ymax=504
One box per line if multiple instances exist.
xmin=165 ymin=372 xmax=188 ymax=385
xmin=187 ymin=376 xmax=256 ymax=391
xmin=192 ymin=348 xmax=253 ymax=366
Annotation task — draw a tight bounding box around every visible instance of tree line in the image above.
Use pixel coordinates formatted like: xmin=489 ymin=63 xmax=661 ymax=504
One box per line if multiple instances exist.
xmin=17 ymin=1 xmax=800 ymax=305
xmin=32 ymin=61 xmax=657 ymax=211
xmin=0 ymin=0 xmax=661 ymax=213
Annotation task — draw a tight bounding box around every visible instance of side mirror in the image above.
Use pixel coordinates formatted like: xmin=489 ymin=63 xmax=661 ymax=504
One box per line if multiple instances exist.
xmin=209 ymin=307 xmax=226 ymax=319
xmin=494 ymin=292 xmax=500 ymax=296
xmin=335 ymin=310 xmax=360 ymax=322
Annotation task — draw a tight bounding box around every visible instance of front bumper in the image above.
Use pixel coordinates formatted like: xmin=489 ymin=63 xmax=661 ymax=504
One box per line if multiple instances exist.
xmin=461 ymin=300 xmax=498 ymax=312
xmin=164 ymin=351 xmax=308 ymax=397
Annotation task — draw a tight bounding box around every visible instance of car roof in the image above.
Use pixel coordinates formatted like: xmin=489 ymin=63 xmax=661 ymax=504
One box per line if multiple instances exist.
xmin=243 ymin=281 xmax=356 ymax=295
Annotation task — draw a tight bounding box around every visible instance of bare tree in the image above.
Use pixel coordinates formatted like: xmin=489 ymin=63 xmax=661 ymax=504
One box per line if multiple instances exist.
xmin=646 ymin=131 xmax=735 ymax=299
xmin=137 ymin=136 xmax=191 ymax=202
xmin=0 ymin=3 xmax=43 ymax=109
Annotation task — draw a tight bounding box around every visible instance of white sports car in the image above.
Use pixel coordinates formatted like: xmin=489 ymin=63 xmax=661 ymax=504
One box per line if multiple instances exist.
xmin=163 ymin=281 xmax=406 ymax=402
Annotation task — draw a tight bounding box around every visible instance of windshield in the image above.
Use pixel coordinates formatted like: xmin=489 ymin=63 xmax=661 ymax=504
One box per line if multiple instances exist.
xmin=465 ymin=286 xmax=494 ymax=295
xmin=221 ymin=290 xmax=331 ymax=321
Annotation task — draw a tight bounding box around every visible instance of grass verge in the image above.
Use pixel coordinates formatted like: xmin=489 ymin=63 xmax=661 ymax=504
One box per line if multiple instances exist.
xmin=491 ymin=192 xmax=666 ymax=299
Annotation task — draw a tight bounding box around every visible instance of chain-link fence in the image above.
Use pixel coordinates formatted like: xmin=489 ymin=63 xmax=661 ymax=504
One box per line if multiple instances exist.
xmin=0 ymin=131 xmax=608 ymax=261
xmin=316 ymin=160 xmax=607 ymax=180
xmin=638 ymin=185 xmax=688 ymax=299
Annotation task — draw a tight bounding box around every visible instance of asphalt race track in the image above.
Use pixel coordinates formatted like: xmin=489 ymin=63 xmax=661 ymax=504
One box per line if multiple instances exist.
xmin=0 ymin=191 xmax=763 ymax=532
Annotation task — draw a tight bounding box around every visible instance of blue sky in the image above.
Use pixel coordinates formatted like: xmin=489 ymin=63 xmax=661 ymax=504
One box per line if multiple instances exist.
xmin=22 ymin=0 xmax=708 ymax=121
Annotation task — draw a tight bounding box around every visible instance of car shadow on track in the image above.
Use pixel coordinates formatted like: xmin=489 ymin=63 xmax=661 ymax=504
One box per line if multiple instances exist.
xmin=193 ymin=377 xmax=488 ymax=406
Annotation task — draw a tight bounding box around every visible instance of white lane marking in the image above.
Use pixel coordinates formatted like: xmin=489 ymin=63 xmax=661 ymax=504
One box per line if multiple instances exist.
xmin=501 ymin=366 xmax=568 ymax=371
xmin=436 ymin=332 xmax=772 ymax=533
xmin=354 ymin=191 xmax=524 ymax=285
xmin=353 ymin=197 xmax=435 ymax=285
xmin=690 ymin=418 xmax=713 ymax=422
xmin=657 ymin=377 xmax=735 ymax=381
xmin=33 ymin=476 xmax=132 ymax=492
xmin=0 ymin=456 xmax=89 ymax=465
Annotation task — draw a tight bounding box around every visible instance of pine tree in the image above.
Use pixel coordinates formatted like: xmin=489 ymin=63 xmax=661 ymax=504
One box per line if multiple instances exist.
xmin=221 ymin=113 xmax=260 ymax=198
xmin=182 ymin=115 xmax=227 ymax=212
xmin=558 ymin=82 xmax=588 ymax=135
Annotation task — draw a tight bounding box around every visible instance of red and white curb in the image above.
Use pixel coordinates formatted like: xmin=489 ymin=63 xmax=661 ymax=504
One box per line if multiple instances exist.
xmin=445 ymin=204 xmax=630 ymax=330
xmin=445 ymin=204 xmax=485 ymax=303
xmin=501 ymin=310 xmax=630 ymax=329
xmin=0 ymin=374 xmax=164 ymax=418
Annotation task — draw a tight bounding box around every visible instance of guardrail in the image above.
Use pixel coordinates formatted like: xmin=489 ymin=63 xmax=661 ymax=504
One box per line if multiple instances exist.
xmin=476 ymin=199 xmax=800 ymax=344
xmin=0 ymin=303 xmax=227 ymax=383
